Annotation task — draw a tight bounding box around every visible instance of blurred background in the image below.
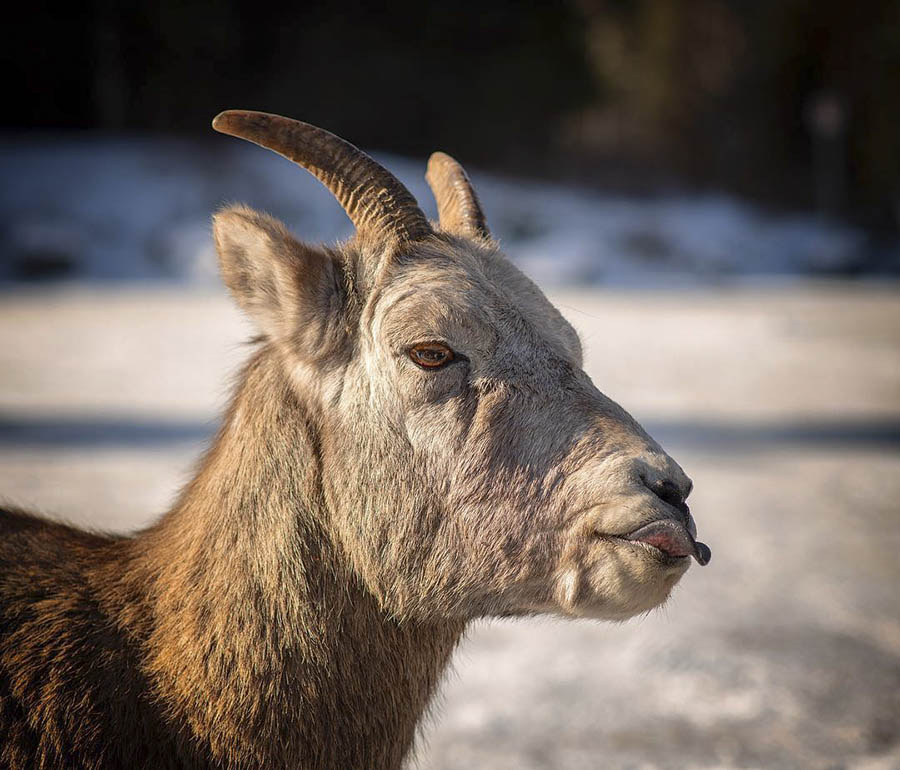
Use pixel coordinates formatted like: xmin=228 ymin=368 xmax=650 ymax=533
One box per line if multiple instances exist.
xmin=1 ymin=1 xmax=899 ymax=768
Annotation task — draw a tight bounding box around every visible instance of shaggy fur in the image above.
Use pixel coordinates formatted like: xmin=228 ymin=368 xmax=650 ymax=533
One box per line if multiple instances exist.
xmin=0 ymin=113 xmax=700 ymax=769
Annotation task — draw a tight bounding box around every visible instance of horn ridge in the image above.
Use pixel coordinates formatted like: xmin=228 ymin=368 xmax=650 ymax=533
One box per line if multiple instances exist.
xmin=425 ymin=151 xmax=489 ymax=238
xmin=212 ymin=110 xmax=431 ymax=242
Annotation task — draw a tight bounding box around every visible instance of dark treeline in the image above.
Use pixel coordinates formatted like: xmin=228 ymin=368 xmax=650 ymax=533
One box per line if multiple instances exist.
xmin=5 ymin=0 xmax=899 ymax=233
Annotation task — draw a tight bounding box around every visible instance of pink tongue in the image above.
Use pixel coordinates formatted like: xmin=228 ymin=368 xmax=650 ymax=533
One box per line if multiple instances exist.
xmin=626 ymin=520 xmax=696 ymax=558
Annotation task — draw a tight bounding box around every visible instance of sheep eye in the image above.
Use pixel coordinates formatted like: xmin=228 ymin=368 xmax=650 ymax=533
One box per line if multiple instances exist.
xmin=409 ymin=343 xmax=455 ymax=369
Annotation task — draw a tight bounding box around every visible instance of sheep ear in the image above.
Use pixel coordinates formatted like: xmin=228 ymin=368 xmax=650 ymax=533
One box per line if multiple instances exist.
xmin=213 ymin=205 xmax=344 ymax=355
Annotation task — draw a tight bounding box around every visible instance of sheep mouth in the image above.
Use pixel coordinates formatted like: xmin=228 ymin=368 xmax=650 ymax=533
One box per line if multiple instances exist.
xmin=604 ymin=519 xmax=711 ymax=566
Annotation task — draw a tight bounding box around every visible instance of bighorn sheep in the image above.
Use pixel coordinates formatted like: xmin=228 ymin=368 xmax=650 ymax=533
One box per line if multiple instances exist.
xmin=0 ymin=111 xmax=710 ymax=769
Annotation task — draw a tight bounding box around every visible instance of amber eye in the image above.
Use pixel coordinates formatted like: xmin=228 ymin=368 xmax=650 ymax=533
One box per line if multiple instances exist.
xmin=409 ymin=342 xmax=455 ymax=369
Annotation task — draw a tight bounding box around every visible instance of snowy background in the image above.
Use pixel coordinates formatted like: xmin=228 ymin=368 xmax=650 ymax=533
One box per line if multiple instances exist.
xmin=2 ymin=137 xmax=895 ymax=288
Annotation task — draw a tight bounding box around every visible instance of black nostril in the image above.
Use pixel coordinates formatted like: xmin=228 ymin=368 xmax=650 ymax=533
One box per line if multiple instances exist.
xmin=648 ymin=479 xmax=688 ymax=512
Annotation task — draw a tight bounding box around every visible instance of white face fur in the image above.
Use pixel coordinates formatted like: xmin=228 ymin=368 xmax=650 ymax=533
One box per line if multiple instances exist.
xmin=306 ymin=236 xmax=700 ymax=622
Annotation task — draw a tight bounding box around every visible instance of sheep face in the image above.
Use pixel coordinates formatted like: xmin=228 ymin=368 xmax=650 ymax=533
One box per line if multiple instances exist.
xmin=211 ymin=111 xmax=709 ymax=625
xmin=214 ymin=215 xmax=704 ymax=625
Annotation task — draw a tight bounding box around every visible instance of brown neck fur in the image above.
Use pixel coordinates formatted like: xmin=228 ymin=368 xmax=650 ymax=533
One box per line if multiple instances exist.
xmin=44 ymin=346 xmax=462 ymax=769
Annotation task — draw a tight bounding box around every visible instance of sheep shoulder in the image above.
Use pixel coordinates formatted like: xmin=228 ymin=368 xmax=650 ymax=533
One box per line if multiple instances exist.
xmin=0 ymin=508 xmax=194 ymax=769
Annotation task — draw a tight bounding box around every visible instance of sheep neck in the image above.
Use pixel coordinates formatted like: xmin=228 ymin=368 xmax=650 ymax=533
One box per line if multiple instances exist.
xmin=123 ymin=347 xmax=464 ymax=769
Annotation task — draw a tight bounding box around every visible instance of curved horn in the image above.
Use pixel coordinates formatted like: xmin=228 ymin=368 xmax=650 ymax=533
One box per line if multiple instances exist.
xmin=425 ymin=152 xmax=489 ymax=238
xmin=212 ymin=110 xmax=431 ymax=243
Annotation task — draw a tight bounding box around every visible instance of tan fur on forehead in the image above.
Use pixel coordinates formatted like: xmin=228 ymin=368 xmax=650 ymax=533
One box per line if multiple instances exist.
xmin=370 ymin=235 xmax=583 ymax=365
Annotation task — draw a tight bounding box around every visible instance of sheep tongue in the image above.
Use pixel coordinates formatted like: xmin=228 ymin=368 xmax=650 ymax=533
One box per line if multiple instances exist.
xmin=626 ymin=520 xmax=712 ymax=566
xmin=693 ymin=540 xmax=712 ymax=566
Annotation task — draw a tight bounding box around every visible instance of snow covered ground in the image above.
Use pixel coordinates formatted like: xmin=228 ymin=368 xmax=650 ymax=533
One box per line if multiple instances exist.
xmin=1 ymin=283 xmax=899 ymax=769
xmin=2 ymin=137 xmax=894 ymax=286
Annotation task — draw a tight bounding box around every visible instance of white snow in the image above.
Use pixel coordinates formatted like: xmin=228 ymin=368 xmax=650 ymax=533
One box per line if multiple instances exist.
xmin=0 ymin=136 xmax=884 ymax=285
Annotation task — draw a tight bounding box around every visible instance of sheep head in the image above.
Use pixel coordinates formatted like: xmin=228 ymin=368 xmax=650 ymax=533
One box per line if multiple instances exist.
xmin=211 ymin=110 xmax=710 ymax=623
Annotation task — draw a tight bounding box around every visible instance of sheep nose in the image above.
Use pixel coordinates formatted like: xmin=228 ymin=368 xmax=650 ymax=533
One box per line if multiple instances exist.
xmin=648 ymin=478 xmax=688 ymax=507
xmin=644 ymin=477 xmax=695 ymax=534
